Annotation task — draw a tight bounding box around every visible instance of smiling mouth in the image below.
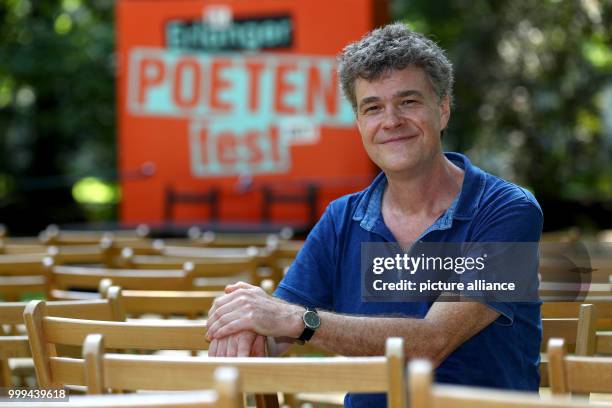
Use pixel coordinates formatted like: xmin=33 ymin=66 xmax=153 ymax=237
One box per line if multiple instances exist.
xmin=380 ymin=134 xmax=419 ymax=144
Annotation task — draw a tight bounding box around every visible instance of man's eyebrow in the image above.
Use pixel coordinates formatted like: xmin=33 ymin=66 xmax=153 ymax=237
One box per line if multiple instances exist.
xmin=358 ymin=96 xmax=380 ymax=108
xmin=394 ymin=90 xmax=424 ymax=98
xmin=358 ymin=90 xmax=424 ymax=109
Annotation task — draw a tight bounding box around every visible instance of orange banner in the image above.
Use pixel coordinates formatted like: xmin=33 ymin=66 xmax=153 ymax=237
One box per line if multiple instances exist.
xmin=117 ymin=0 xmax=387 ymax=226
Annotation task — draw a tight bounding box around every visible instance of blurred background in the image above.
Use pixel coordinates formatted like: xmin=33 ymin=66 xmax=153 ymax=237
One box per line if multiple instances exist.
xmin=0 ymin=0 xmax=610 ymax=236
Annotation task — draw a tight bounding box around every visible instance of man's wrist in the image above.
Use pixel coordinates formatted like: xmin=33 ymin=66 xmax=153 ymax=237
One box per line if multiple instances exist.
xmin=287 ymin=304 xmax=306 ymax=338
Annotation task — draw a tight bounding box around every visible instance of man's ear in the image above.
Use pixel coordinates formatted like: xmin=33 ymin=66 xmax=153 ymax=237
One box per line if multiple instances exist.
xmin=439 ymin=95 xmax=451 ymax=130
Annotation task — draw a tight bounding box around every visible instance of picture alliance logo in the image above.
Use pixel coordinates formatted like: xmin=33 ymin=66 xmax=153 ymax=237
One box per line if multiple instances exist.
xmin=165 ymin=15 xmax=293 ymax=51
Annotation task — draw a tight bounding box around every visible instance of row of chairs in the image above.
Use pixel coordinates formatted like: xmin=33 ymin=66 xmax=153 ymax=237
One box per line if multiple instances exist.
xmin=1 ymin=224 xmax=297 ymax=251
xmin=14 ymin=297 xmax=612 ymax=408
xmin=5 ymin=353 xmax=604 ymax=408
xmin=1 ymin=289 xmax=609 ymax=388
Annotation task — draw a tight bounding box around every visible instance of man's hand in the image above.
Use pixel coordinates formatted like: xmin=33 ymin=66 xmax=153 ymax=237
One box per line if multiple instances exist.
xmin=206 ymin=281 xmax=303 ymax=340
xmin=208 ymin=331 xmax=266 ymax=357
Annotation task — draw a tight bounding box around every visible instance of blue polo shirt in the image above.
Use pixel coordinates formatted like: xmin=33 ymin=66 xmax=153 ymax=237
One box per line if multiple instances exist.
xmin=274 ymin=152 xmax=543 ymax=408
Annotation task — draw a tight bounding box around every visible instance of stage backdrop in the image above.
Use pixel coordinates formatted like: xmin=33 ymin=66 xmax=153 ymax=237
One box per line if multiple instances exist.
xmin=116 ymin=0 xmax=387 ymax=227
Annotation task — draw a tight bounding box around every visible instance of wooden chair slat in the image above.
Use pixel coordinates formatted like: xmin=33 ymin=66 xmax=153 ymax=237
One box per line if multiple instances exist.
xmin=564 ymin=355 xmax=612 ymax=393
xmin=0 ymin=336 xmax=32 ymax=358
xmin=43 ymin=317 xmax=208 ymax=350
xmin=49 ymin=357 xmax=85 ymax=385
xmin=596 ymin=332 xmax=612 ymax=355
xmin=102 ymin=354 xmax=388 ymax=393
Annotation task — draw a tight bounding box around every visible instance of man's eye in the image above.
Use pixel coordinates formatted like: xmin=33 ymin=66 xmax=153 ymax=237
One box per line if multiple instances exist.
xmin=401 ymin=99 xmax=416 ymax=106
xmin=363 ymin=105 xmax=380 ymax=114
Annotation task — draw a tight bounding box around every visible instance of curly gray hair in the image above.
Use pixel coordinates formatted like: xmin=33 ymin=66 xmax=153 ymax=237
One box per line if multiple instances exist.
xmin=338 ymin=22 xmax=454 ymax=112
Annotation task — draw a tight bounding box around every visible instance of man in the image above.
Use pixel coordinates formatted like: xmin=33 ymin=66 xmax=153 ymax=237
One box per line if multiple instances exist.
xmin=206 ymin=23 xmax=543 ymax=407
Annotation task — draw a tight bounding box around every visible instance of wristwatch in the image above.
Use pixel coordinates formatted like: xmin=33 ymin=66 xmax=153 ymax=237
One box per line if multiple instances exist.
xmin=297 ymin=307 xmax=320 ymax=344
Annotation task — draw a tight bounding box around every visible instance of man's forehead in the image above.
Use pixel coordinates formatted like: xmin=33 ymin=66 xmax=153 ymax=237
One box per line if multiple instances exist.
xmin=355 ymin=67 xmax=433 ymax=102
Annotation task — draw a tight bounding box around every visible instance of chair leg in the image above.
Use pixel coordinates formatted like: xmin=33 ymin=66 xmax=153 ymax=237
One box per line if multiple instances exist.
xmin=0 ymin=359 xmax=12 ymax=387
xmin=255 ymin=393 xmax=280 ymax=408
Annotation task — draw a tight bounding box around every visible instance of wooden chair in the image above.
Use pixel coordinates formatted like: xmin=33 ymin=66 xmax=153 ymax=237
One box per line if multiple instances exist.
xmin=117 ymin=254 xmax=260 ymax=289
xmin=597 ymin=332 xmax=612 ymax=356
xmin=187 ymin=229 xmax=287 ymax=248
xmin=408 ymin=359 xmax=592 ymax=408
xmin=23 ymin=299 xmax=209 ymax=390
xmin=23 ymin=300 xmax=274 ymax=407
xmin=0 ymin=254 xmax=48 ymax=301
xmin=11 ymin=367 xmax=241 ymax=408
xmin=82 ymin=334 xmax=405 ymax=408
xmin=0 ymin=293 xmax=124 ymax=387
xmin=547 ymin=338 xmax=612 ymax=397
xmin=0 ymin=240 xmax=48 ymax=255
xmin=542 ymin=299 xmax=612 ymax=329
xmin=98 ymin=281 xmax=221 ymax=320
xmin=542 ymin=300 xmax=612 ymax=355
xmin=99 ymin=236 xmax=165 ymax=267
xmin=46 ymin=245 xmax=108 ymax=265
xmin=0 ymin=254 xmax=47 ymax=276
xmin=540 ymin=304 xmax=597 ymax=387
xmin=47 ymin=262 xmax=194 ymax=300
xmin=39 ymin=224 xmax=150 ymax=246
xmin=0 ymin=249 xmax=119 ymax=300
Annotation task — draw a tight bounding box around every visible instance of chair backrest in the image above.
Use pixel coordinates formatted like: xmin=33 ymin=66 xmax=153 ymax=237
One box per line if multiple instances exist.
xmin=83 ymin=334 xmax=406 ymax=408
xmin=189 ymin=230 xmax=281 ymax=248
xmin=542 ymin=304 xmax=597 ymax=355
xmin=408 ymin=359 xmax=592 ymax=408
xmin=100 ymin=283 xmax=221 ymax=317
xmin=542 ymin=300 xmax=612 ymax=355
xmin=120 ymin=255 xmax=257 ymax=277
xmin=597 ymin=332 xmax=612 ymax=355
xmin=45 ymin=245 xmax=107 ymax=265
xmin=0 ymin=254 xmax=47 ymax=276
xmin=39 ymin=225 xmax=150 ymax=246
xmin=542 ymin=299 xmax=612 ymax=330
xmin=117 ymin=255 xmax=259 ymax=290
xmin=48 ymin=263 xmax=193 ymax=299
xmin=547 ymin=337 xmax=612 ymax=395
xmin=0 ymin=240 xmax=47 ymax=255
xmin=540 ymin=304 xmax=597 ymax=387
xmin=23 ymin=300 xmax=209 ymax=389
xmin=0 ymin=292 xmax=124 ymax=327
xmin=0 ymin=275 xmax=47 ymax=301
xmin=0 ymin=293 xmax=124 ymax=387
xmin=12 ymin=367 xmax=241 ymax=408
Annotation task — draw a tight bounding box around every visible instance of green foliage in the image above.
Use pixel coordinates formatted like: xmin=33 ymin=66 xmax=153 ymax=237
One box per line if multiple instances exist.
xmin=394 ymin=0 xmax=612 ymax=201
xmin=0 ymin=0 xmax=610 ymax=232
xmin=0 ymin=0 xmax=115 ymax=230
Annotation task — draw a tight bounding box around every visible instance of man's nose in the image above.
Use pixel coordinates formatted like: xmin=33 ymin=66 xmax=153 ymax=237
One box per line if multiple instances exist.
xmin=381 ymin=106 xmax=402 ymax=129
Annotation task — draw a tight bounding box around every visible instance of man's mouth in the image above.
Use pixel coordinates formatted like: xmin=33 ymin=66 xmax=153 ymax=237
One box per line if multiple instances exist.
xmin=380 ymin=134 xmax=419 ymax=144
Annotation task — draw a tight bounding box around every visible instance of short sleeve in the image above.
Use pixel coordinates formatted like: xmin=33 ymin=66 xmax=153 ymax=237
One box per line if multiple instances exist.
xmin=273 ymin=204 xmax=337 ymax=310
xmin=470 ymin=197 xmax=543 ymax=325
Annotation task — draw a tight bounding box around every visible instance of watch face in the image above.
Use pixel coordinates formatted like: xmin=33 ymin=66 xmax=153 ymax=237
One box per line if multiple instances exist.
xmin=303 ymin=310 xmax=321 ymax=329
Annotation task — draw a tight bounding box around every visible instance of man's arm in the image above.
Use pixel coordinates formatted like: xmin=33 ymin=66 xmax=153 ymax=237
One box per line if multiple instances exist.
xmin=206 ymin=282 xmax=499 ymax=364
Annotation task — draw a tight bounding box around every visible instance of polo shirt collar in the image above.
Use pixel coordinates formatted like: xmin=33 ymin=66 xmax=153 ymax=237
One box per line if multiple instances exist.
xmin=353 ymin=152 xmax=485 ymax=231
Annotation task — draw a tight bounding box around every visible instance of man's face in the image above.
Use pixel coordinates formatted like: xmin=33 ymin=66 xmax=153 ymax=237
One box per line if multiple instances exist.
xmin=354 ymin=66 xmax=450 ymax=176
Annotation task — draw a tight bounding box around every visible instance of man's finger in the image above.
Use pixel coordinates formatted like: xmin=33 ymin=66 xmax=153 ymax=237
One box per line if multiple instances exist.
xmin=208 ymin=338 xmax=218 ymax=357
xmin=225 ymin=281 xmax=255 ymax=293
xmin=237 ymin=332 xmax=256 ymax=357
xmin=207 ymin=306 xmax=253 ymax=339
xmin=209 ymin=287 xmax=254 ymax=316
xmin=206 ymin=291 xmax=246 ymax=335
xmin=213 ymin=318 xmax=252 ymax=340
xmin=251 ymin=334 xmax=266 ymax=357
xmin=216 ymin=337 xmax=228 ymax=357
xmin=226 ymin=333 xmax=239 ymax=357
